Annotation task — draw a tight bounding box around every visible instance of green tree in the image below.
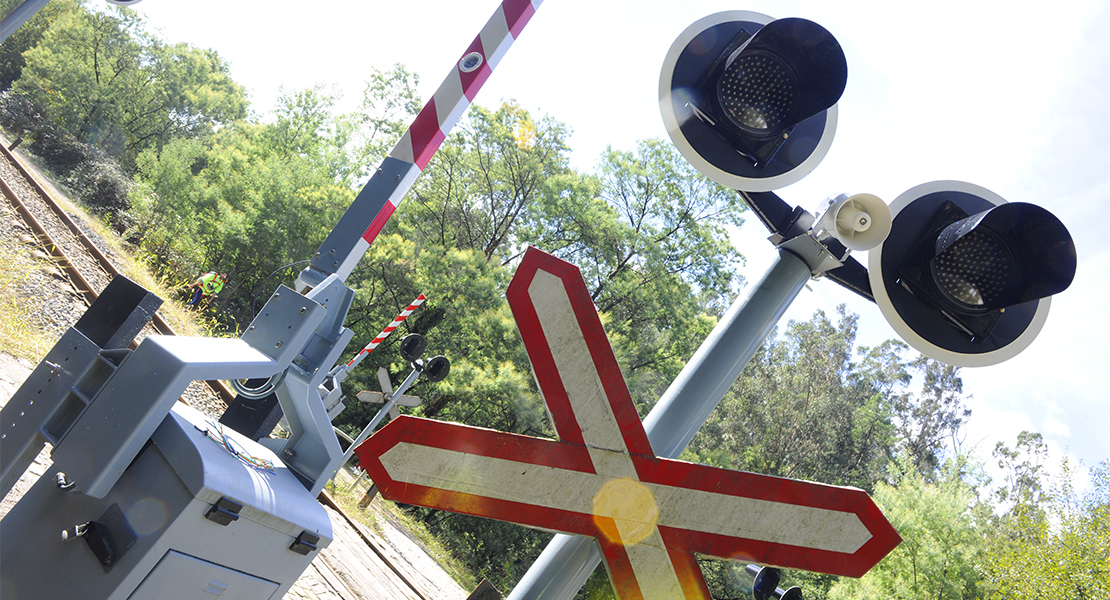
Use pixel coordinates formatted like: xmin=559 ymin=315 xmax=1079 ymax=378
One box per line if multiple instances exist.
xmin=13 ymin=4 xmax=245 ymax=164
xmin=351 ymin=63 xmax=421 ymax=173
xmin=147 ymin=40 xmax=248 ymax=145
xmin=393 ymin=104 xmax=745 ymax=413
xmin=683 ymin=307 xmax=898 ymax=492
xmin=198 ymin=127 xmax=351 ymax=322
xmin=981 ymin=445 xmax=1109 ymax=598
xmin=991 ymin=430 xmax=1047 ymax=510
xmin=127 ymin=87 xmax=358 ymax=327
xmin=0 ymin=0 xmax=81 ymax=91
xmin=264 ymin=84 xmax=358 ymax=184
xmin=401 ymin=100 xmax=572 ymax=259
xmin=827 ymin=455 xmax=988 ymax=600
xmin=126 ymin=135 xmax=210 ymax=273
xmin=894 ymin=358 xmax=971 ymax=476
xmin=125 ymin=67 xmax=422 ymax=326
xmin=534 ymin=139 xmax=745 ymax=403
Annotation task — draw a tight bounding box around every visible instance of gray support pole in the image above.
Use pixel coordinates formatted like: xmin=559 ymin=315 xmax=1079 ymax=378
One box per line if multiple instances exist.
xmin=337 ymin=367 xmax=421 ymax=469
xmin=508 ymin=249 xmax=813 ymax=600
xmin=0 ymin=0 xmax=52 ymax=43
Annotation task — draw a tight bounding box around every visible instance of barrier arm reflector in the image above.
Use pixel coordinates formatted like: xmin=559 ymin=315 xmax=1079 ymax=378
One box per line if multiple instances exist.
xmin=310 ymin=0 xmax=544 ymax=282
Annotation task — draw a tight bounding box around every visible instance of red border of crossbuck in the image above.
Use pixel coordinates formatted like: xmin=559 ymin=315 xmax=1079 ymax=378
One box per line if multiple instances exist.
xmin=357 ymin=247 xmax=900 ymax=599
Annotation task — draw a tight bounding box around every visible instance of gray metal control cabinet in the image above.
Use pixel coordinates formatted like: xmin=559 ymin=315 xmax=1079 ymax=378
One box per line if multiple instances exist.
xmin=0 ymin=276 xmax=350 ymax=599
xmin=1 ymin=402 xmax=331 ymax=599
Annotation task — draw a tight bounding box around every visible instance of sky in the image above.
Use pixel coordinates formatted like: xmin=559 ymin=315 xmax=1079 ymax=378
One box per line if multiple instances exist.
xmin=127 ymin=0 xmax=1109 ymax=489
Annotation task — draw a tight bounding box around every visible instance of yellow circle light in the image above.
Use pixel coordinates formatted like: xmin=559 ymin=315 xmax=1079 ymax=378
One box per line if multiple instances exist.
xmin=592 ymin=478 xmax=659 ymax=546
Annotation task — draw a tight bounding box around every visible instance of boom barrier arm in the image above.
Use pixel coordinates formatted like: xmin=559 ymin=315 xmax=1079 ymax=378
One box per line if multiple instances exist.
xmin=222 ymin=0 xmax=546 ymax=496
xmin=302 ymin=0 xmax=544 ymax=289
xmin=0 ymin=4 xmax=550 ymax=598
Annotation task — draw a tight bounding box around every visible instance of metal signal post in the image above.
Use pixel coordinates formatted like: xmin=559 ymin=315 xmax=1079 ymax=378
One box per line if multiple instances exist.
xmin=511 ymin=9 xmax=1074 ymax=599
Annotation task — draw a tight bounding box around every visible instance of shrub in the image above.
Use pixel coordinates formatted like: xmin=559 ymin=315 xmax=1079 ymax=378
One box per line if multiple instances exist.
xmin=0 ymin=91 xmax=131 ymax=216
xmin=28 ymin=127 xmax=93 ymax=175
xmin=0 ymin=91 xmax=42 ymax=134
xmin=65 ymin=155 xmax=131 ymax=214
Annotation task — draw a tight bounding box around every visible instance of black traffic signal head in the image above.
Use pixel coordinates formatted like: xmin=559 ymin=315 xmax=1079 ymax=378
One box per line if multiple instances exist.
xmin=661 ymin=12 xmax=847 ymax=191
xmin=707 ymin=18 xmax=846 ymax=148
xmin=780 ymin=587 xmax=805 ymax=600
xmin=398 ymin=333 xmax=427 ymax=363
xmin=422 ymin=355 xmax=451 ymax=383
xmin=752 ymin=566 xmax=780 ymax=600
xmin=869 ymin=181 xmax=1076 ymax=367
xmin=925 ymin=202 xmax=1074 ymax=312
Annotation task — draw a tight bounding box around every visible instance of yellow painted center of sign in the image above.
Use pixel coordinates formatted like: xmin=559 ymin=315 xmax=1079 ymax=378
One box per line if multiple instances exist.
xmin=592 ymin=478 xmax=659 ymax=546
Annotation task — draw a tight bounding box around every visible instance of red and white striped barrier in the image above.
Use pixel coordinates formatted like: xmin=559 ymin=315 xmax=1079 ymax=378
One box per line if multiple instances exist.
xmin=328 ymin=0 xmax=544 ymax=280
xmin=346 ymin=294 xmax=427 ymax=370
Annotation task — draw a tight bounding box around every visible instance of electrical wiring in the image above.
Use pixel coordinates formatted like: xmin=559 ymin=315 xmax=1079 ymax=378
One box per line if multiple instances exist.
xmin=198 ymin=420 xmax=276 ymax=473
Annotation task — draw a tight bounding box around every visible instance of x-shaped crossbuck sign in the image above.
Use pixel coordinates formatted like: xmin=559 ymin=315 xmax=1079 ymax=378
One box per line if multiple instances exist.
xmin=356 ymin=247 xmax=900 ymax=599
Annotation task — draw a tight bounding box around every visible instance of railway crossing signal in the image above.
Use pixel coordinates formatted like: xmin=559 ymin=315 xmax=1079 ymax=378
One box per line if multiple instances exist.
xmin=357 ymin=248 xmax=901 ymax=599
xmin=662 ymin=12 xmax=1076 ymax=368
xmin=357 ymin=367 xmax=422 ymax=420
xmin=660 ymin=11 xmax=847 ymax=192
xmin=869 ymin=181 xmax=1076 ymax=366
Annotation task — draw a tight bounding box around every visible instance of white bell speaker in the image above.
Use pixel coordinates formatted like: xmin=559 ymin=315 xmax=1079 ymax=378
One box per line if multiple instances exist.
xmin=817 ymin=193 xmax=891 ymax=251
xmin=106 ymin=0 xmax=144 ymax=6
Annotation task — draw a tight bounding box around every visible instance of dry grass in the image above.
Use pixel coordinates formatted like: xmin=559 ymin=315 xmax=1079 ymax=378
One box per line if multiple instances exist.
xmin=53 ymin=197 xmax=219 ymax=339
xmin=0 ymin=236 xmax=57 ymax=361
xmin=326 ymin=475 xmax=479 ymax=591
xmin=0 ymin=213 xmax=218 ymax=364
xmin=7 ymin=137 xmax=220 ymax=340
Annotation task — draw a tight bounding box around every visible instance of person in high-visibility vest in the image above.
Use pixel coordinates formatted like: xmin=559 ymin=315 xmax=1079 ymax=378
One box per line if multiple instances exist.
xmin=186 ymin=271 xmax=227 ymax=306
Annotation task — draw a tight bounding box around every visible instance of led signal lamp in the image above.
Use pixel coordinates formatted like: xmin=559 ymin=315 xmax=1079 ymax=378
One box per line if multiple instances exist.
xmin=660 ymin=11 xmax=847 ymax=191
xmin=749 ymin=565 xmax=804 ymax=600
xmin=869 ymin=181 xmax=1076 ymax=367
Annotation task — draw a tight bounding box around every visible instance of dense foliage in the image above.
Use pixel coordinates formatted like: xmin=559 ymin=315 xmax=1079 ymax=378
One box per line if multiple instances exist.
xmin=11 ymin=0 xmax=246 ymax=165
xmin=1 ymin=4 xmax=1105 ymax=599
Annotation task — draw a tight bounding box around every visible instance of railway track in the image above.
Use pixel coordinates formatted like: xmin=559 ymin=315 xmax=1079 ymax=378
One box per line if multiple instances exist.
xmin=0 ymin=141 xmax=237 ymax=409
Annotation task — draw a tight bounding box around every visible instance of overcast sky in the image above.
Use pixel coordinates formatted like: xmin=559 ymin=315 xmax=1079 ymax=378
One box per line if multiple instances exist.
xmin=129 ymin=0 xmax=1109 ymax=488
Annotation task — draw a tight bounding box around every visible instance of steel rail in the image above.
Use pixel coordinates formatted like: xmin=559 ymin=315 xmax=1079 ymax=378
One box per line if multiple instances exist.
xmin=3 ymin=144 xmax=440 ymax=600
xmin=0 ymin=142 xmax=238 ymax=405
